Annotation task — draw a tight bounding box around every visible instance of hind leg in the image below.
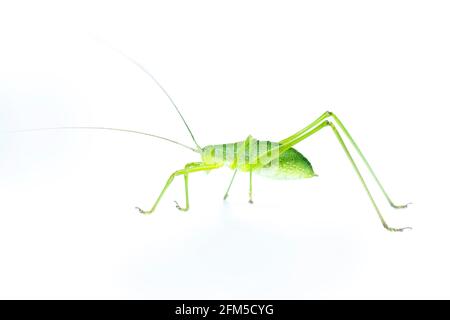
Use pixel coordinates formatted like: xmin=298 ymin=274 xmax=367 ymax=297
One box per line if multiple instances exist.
xmin=258 ymin=117 xmax=410 ymax=232
xmin=280 ymin=111 xmax=409 ymax=209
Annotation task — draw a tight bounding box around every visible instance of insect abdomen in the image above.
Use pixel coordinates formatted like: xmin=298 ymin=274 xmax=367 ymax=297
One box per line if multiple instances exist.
xmin=201 ymin=137 xmax=316 ymax=179
xmin=255 ymin=147 xmax=316 ymax=179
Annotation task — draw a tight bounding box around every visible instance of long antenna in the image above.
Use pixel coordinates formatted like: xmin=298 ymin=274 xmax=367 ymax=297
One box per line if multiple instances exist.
xmin=98 ymin=40 xmax=202 ymax=151
xmin=10 ymin=126 xmax=199 ymax=153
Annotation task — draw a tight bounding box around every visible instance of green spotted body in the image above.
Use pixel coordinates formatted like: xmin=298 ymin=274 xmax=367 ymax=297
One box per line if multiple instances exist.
xmin=35 ymin=48 xmax=408 ymax=232
xmin=201 ymin=135 xmax=316 ymax=179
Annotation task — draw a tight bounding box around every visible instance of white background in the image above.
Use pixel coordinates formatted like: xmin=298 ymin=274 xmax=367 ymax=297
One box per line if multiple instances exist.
xmin=0 ymin=1 xmax=448 ymax=299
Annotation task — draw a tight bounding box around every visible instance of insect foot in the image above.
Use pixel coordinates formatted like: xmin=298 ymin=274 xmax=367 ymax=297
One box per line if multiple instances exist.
xmin=135 ymin=206 xmax=153 ymax=215
xmin=174 ymin=201 xmax=189 ymax=212
xmin=392 ymin=202 xmax=412 ymax=210
xmin=384 ymin=224 xmax=413 ymax=232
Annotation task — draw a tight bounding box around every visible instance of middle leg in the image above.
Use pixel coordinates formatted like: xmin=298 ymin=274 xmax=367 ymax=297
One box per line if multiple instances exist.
xmin=249 ymin=170 xmax=253 ymax=204
xmin=223 ymin=169 xmax=238 ymax=200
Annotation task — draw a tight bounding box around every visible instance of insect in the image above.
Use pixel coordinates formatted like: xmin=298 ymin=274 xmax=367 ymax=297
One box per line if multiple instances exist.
xmin=15 ymin=49 xmax=411 ymax=232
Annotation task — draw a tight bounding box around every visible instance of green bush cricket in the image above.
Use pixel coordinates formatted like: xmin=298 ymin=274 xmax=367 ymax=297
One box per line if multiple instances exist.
xmin=14 ymin=49 xmax=411 ymax=232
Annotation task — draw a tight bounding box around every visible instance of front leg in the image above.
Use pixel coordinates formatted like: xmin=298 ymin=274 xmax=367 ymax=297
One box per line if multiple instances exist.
xmin=174 ymin=162 xmax=204 ymax=211
xmin=137 ymin=162 xmax=222 ymax=214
